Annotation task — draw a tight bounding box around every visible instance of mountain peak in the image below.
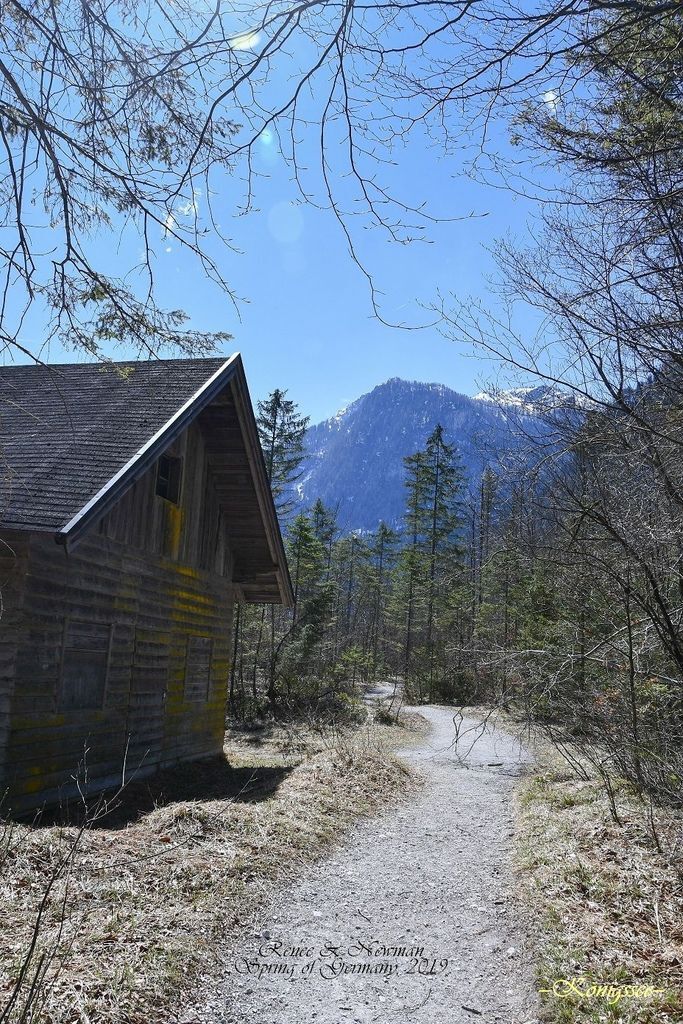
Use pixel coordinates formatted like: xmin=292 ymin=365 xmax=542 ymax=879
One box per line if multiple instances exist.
xmin=378 ymin=376 xmax=460 ymax=393
xmin=291 ymin=376 xmax=541 ymax=531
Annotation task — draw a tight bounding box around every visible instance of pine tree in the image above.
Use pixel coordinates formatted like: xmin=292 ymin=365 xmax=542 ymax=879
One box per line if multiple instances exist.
xmin=400 ymin=449 xmax=429 ymax=687
xmin=256 ymin=389 xmax=309 ymax=515
xmin=311 ymin=498 xmax=338 ymax=572
xmin=422 ymin=425 xmax=464 ymax=696
xmin=477 ymin=467 xmax=498 ymax=607
xmin=391 ymin=426 xmax=465 ymax=699
xmin=368 ymin=522 xmax=398 ymax=681
xmin=273 ymin=513 xmax=331 ymax=696
xmin=287 ymin=513 xmax=326 ymax=618
xmin=234 ymin=388 xmax=309 ymax=711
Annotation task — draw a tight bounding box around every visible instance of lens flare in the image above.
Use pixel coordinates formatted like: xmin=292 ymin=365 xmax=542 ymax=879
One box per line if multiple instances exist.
xmin=230 ymin=30 xmax=261 ymax=51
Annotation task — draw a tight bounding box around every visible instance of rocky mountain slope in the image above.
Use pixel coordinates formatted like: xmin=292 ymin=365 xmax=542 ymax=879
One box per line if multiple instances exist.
xmin=292 ymin=378 xmax=545 ymax=531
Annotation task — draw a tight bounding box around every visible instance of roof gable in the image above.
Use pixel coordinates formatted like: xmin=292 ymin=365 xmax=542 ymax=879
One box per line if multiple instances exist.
xmin=0 ymin=355 xmax=293 ymax=605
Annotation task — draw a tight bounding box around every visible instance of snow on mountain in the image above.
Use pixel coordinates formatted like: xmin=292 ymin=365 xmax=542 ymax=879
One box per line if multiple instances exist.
xmin=474 ymin=384 xmax=592 ymax=413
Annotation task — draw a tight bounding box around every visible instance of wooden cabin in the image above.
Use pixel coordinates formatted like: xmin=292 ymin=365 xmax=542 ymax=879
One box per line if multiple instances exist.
xmin=0 ymin=355 xmax=293 ymax=812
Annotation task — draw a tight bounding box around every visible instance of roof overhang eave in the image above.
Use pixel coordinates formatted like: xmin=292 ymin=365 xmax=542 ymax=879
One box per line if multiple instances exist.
xmin=228 ymin=368 xmax=295 ymax=609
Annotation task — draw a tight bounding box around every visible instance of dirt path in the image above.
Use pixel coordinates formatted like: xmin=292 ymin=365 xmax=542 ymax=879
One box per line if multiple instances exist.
xmin=189 ymin=701 xmax=540 ymax=1024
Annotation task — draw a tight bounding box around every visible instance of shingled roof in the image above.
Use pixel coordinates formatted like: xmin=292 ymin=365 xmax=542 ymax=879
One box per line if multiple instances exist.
xmin=0 ymin=355 xmax=293 ymax=604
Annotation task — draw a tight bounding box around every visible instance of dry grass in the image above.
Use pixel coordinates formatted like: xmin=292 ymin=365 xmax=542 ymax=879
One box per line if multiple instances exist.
xmin=0 ymin=718 xmax=420 ymax=1024
xmin=515 ymin=742 xmax=683 ymax=1023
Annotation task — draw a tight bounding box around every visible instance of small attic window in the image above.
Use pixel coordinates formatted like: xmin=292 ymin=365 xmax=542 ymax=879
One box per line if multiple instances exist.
xmin=156 ymin=455 xmax=182 ymax=504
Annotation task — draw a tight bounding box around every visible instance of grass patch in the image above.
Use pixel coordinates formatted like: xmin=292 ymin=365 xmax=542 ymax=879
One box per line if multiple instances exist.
xmin=515 ymin=754 xmax=683 ymax=1023
xmin=0 ymin=719 xmax=419 ymax=1024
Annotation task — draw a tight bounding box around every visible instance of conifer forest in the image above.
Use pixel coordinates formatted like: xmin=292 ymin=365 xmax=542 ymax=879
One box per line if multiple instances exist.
xmin=235 ymin=375 xmax=683 ymax=817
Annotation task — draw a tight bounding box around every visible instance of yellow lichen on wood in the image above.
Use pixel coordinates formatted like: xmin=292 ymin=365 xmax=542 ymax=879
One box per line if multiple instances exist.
xmin=165 ymin=503 xmax=184 ymax=561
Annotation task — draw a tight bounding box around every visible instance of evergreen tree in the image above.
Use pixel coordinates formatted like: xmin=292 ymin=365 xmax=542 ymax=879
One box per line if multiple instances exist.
xmin=233 ymin=388 xmax=309 ymax=712
xmin=390 ymin=426 xmax=465 ymax=699
xmin=287 ymin=513 xmax=326 ymax=618
xmin=311 ymin=498 xmax=338 ymax=572
xmin=368 ymin=523 xmax=398 ymax=681
xmin=274 ymin=513 xmax=331 ymax=697
xmin=477 ymin=468 xmax=498 ymax=608
xmin=256 ymin=389 xmax=310 ymax=515
xmin=422 ymin=425 xmax=464 ymax=694
xmin=399 ymin=449 xmax=430 ymax=687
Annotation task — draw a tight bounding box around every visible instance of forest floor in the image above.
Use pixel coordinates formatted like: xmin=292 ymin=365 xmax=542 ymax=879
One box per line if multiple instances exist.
xmin=0 ymin=714 xmax=418 ymax=1024
xmin=182 ymin=693 xmax=683 ymax=1024
xmin=514 ymin=728 xmax=683 ymax=1024
xmin=3 ymin=695 xmax=680 ymax=1024
xmin=184 ymin=695 xmax=541 ymax=1024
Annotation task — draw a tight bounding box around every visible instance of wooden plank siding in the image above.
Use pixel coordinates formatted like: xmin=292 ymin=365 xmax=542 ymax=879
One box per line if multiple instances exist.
xmin=0 ymin=532 xmax=29 ymax=804
xmin=1 ymin=417 xmax=237 ymax=812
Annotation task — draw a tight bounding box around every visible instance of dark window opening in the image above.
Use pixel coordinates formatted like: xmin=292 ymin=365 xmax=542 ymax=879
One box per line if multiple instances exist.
xmin=156 ymin=455 xmax=182 ymax=504
xmin=184 ymin=636 xmax=213 ymax=702
xmin=60 ymin=620 xmax=112 ymax=711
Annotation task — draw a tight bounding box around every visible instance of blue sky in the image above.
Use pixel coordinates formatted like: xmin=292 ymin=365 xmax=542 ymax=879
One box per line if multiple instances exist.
xmin=211 ymin=137 xmax=539 ymax=423
xmin=141 ymin=133 xmax=538 ymax=424
xmin=11 ymin=45 xmax=547 ymax=425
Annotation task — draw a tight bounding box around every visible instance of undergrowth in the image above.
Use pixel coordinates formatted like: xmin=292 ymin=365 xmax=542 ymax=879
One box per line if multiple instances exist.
xmin=0 ymin=718 xmax=419 ymax=1024
xmin=516 ymin=756 xmax=683 ymax=1023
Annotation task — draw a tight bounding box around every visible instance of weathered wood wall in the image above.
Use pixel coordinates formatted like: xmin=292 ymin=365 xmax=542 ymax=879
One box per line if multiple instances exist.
xmin=0 ymin=532 xmax=29 ymax=805
xmin=101 ymin=420 xmax=233 ymax=576
xmin=1 ymin=418 xmax=237 ymax=812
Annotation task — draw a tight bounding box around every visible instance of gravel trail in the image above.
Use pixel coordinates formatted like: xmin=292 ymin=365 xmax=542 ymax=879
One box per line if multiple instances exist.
xmin=191 ymin=699 xmax=540 ymax=1024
